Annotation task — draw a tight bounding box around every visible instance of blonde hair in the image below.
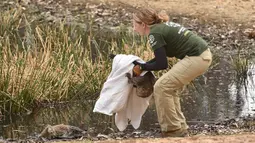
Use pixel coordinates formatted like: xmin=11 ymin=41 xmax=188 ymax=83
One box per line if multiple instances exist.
xmin=133 ymin=7 xmax=169 ymax=25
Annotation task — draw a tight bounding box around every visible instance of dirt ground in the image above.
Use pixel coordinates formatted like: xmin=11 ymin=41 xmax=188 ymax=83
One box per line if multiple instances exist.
xmin=95 ymin=133 xmax=255 ymax=143
xmin=91 ymin=0 xmax=255 ymax=143
xmin=103 ymin=0 xmax=255 ymax=26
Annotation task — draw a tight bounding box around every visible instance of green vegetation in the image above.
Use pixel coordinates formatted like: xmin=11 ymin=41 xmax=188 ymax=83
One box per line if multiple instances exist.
xmin=0 ymin=7 xmax=155 ymax=114
xmin=229 ymin=44 xmax=251 ymax=84
xmin=230 ymin=54 xmax=250 ymax=80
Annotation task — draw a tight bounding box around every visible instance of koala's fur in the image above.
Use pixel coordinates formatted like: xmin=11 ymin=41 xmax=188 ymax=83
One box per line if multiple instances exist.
xmin=126 ymin=72 xmax=157 ymax=98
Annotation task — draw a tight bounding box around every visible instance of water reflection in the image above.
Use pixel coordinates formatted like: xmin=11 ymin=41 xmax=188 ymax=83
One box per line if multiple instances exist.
xmin=182 ymin=59 xmax=235 ymax=121
xmin=229 ymin=65 xmax=255 ymax=117
xmin=1 ymin=60 xmax=255 ymax=139
xmin=0 ymin=101 xmax=93 ymax=139
xmin=182 ymin=59 xmax=255 ymax=122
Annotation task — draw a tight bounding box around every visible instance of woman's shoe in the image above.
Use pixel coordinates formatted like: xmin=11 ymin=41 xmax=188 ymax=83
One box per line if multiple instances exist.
xmin=161 ymin=128 xmax=189 ymax=138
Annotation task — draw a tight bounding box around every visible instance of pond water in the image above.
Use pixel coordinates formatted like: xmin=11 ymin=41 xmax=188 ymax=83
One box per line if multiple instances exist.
xmin=1 ymin=58 xmax=255 ymax=140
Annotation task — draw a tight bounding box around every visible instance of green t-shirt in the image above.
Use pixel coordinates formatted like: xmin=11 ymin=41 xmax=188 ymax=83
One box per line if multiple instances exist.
xmin=149 ymin=22 xmax=208 ymax=59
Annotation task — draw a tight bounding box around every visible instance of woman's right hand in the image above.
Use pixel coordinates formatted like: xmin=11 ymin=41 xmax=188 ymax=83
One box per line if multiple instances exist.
xmin=133 ymin=64 xmax=143 ymax=76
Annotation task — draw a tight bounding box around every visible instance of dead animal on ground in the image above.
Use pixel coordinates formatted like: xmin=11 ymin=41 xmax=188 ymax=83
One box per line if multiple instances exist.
xmin=39 ymin=124 xmax=86 ymax=139
xmin=126 ymin=72 xmax=157 ymax=98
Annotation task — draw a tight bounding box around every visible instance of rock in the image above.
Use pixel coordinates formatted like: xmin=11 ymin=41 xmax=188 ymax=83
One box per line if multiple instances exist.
xmin=96 ymin=133 xmax=109 ymax=139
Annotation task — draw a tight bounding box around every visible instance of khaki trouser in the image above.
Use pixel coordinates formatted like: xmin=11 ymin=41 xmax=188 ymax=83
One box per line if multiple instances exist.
xmin=154 ymin=48 xmax=212 ymax=132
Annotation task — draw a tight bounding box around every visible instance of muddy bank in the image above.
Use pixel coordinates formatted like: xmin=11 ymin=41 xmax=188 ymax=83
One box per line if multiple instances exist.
xmin=96 ymin=133 xmax=255 ymax=143
xmin=1 ymin=116 xmax=255 ymax=142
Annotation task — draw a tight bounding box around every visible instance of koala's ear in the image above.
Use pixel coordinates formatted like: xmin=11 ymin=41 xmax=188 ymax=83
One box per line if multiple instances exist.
xmin=109 ymin=54 xmax=116 ymax=59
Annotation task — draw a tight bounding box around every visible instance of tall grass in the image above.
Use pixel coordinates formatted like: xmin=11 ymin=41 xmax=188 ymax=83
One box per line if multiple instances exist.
xmin=0 ymin=7 xmax=156 ymax=114
xmin=230 ymin=49 xmax=250 ymax=81
xmin=230 ymin=51 xmax=251 ymax=97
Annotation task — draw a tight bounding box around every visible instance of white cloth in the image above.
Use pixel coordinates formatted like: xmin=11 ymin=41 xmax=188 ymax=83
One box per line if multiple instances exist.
xmin=93 ymin=54 xmax=152 ymax=131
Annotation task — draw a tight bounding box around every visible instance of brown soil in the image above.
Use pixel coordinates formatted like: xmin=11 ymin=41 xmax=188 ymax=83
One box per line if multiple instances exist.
xmin=105 ymin=0 xmax=255 ymax=26
xmin=95 ymin=133 xmax=255 ymax=143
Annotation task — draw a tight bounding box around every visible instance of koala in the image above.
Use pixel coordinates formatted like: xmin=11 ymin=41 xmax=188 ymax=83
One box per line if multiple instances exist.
xmin=109 ymin=53 xmax=157 ymax=98
xmin=39 ymin=124 xmax=86 ymax=139
xmin=126 ymin=72 xmax=157 ymax=98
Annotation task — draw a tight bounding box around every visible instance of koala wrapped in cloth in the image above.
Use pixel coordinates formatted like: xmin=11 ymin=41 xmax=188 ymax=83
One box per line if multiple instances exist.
xmin=109 ymin=54 xmax=157 ymax=98
xmin=126 ymin=72 xmax=157 ymax=98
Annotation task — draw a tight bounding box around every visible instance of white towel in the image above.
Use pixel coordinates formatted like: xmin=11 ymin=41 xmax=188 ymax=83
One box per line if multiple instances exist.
xmin=93 ymin=54 xmax=152 ymax=131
